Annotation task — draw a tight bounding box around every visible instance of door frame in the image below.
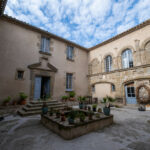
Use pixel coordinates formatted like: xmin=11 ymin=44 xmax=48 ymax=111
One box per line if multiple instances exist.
xmin=29 ymin=69 xmax=55 ymax=100
xmin=124 ymin=82 xmax=137 ymax=104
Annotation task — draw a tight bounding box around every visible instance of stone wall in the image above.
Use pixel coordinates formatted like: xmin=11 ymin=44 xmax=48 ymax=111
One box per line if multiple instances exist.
xmin=89 ymin=24 xmax=150 ymax=104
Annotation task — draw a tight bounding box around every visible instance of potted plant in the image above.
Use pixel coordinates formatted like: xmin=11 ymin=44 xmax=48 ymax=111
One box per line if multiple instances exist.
xmin=12 ymin=99 xmax=17 ymax=105
xmin=69 ymin=91 xmax=75 ymax=101
xmin=88 ymin=106 xmax=91 ymax=111
xmin=79 ymin=112 xmax=85 ymax=122
xmin=42 ymin=102 xmax=48 ymax=115
xmin=92 ymin=104 xmax=97 ymax=112
xmin=78 ymin=96 xmax=83 ymax=109
xmin=61 ymin=96 xmax=68 ymax=102
xmin=88 ymin=111 xmax=94 ymax=120
xmin=3 ymin=96 xmax=11 ymax=106
xmin=19 ymin=92 xmax=28 ymax=105
xmin=78 ymin=96 xmax=86 ymax=109
xmin=101 ymin=96 xmax=116 ymax=116
xmin=68 ymin=110 xmax=77 ymax=124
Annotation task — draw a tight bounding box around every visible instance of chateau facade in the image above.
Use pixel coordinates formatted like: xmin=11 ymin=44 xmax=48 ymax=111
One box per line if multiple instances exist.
xmin=88 ymin=21 xmax=150 ymax=105
xmin=0 ymin=1 xmax=150 ymax=105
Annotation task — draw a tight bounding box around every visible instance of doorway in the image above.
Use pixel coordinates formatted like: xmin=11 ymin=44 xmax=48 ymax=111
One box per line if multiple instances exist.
xmin=34 ymin=76 xmax=50 ymax=100
xmin=125 ymin=82 xmax=136 ymax=104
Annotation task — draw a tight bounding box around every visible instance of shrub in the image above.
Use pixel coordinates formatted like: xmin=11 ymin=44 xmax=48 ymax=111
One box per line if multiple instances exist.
xmin=69 ymin=91 xmax=75 ymax=98
xmin=92 ymin=104 xmax=97 ymax=108
xmin=3 ymin=96 xmax=11 ymax=104
xmin=62 ymin=96 xmax=69 ymax=100
xmin=68 ymin=110 xmax=77 ymax=119
xmin=79 ymin=112 xmax=85 ymax=121
xmin=78 ymin=96 xmax=86 ymax=102
xmin=19 ymin=92 xmax=28 ymax=100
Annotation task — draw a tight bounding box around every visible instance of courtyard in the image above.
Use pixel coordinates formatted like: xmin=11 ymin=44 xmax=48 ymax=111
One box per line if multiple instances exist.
xmin=1 ymin=108 xmax=150 ymax=150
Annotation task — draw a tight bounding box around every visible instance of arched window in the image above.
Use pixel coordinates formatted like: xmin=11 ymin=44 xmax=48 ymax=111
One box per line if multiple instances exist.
xmin=105 ymin=55 xmax=112 ymax=72
xmin=122 ymin=49 xmax=133 ymax=69
xmin=145 ymin=41 xmax=150 ymax=51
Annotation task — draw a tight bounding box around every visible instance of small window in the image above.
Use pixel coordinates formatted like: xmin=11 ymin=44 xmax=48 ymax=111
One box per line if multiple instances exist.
xmin=92 ymin=85 xmax=95 ymax=92
xmin=17 ymin=70 xmax=24 ymax=79
xmin=67 ymin=46 xmax=74 ymax=60
xmin=66 ymin=73 xmax=73 ymax=91
xmin=41 ymin=36 xmax=50 ymax=53
xmin=111 ymin=84 xmax=115 ymax=92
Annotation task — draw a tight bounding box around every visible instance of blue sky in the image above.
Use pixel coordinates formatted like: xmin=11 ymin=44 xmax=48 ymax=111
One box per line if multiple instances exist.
xmin=4 ymin=0 xmax=150 ymax=48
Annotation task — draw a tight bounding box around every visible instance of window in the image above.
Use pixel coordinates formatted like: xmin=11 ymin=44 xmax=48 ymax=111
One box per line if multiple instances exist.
xmin=67 ymin=46 xmax=74 ymax=60
xmin=66 ymin=73 xmax=73 ymax=91
xmin=111 ymin=84 xmax=115 ymax=92
xmin=41 ymin=37 xmax=50 ymax=53
xmin=105 ymin=55 xmax=112 ymax=72
xmin=92 ymin=85 xmax=95 ymax=92
xmin=17 ymin=70 xmax=24 ymax=79
xmin=122 ymin=49 xmax=133 ymax=69
xmin=127 ymin=87 xmax=135 ymax=97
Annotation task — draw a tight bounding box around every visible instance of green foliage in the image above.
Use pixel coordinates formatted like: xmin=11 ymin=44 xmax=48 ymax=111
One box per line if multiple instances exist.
xmin=68 ymin=110 xmax=77 ymax=119
xmin=19 ymin=92 xmax=28 ymax=100
xmin=62 ymin=95 xmax=69 ymax=100
xmin=92 ymin=104 xmax=97 ymax=108
xmin=3 ymin=96 xmax=11 ymax=103
xmin=69 ymin=91 xmax=76 ymax=98
xmin=78 ymin=96 xmax=86 ymax=102
xmin=101 ymin=96 xmax=116 ymax=103
xmin=79 ymin=112 xmax=85 ymax=121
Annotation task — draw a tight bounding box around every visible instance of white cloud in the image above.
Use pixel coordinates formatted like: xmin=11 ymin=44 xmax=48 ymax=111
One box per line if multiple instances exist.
xmin=4 ymin=0 xmax=150 ymax=48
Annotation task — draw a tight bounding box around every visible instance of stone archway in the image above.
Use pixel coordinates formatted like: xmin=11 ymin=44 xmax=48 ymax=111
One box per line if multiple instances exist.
xmin=136 ymin=84 xmax=150 ymax=104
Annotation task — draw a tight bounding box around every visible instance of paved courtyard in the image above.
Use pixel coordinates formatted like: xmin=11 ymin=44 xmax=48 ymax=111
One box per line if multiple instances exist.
xmin=0 ymin=108 xmax=150 ymax=150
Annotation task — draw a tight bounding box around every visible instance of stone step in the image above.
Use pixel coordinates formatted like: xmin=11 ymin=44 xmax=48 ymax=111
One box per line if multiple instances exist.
xmin=18 ymin=106 xmax=67 ymax=116
xmin=26 ymin=102 xmax=63 ymax=107
xmin=23 ymin=104 xmax=66 ymax=111
xmin=29 ymin=100 xmax=57 ymax=104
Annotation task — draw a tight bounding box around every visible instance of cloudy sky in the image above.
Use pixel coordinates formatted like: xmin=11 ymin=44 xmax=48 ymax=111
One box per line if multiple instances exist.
xmin=4 ymin=0 xmax=150 ymax=48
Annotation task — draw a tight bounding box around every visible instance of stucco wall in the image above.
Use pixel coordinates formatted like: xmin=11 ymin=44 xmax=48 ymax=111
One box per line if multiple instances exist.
xmin=0 ymin=19 xmax=88 ymax=102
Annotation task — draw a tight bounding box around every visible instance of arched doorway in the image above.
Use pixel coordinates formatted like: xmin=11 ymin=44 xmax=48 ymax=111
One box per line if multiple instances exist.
xmin=125 ymin=82 xmax=136 ymax=104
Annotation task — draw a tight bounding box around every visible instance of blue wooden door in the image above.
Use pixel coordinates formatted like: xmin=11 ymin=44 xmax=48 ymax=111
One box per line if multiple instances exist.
xmin=34 ymin=76 xmax=42 ymax=100
xmin=125 ymin=85 xmax=136 ymax=104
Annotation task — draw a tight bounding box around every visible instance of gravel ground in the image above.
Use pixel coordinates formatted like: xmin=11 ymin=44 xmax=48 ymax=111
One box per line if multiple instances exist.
xmin=0 ymin=108 xmax=150 ymax=150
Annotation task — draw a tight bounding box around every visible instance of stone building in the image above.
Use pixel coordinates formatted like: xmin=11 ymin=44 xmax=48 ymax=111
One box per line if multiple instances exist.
xmin=0 ymin=1 xmax=150 ymax=105
xmin=88 ymin=21 xmax=150 ymax=105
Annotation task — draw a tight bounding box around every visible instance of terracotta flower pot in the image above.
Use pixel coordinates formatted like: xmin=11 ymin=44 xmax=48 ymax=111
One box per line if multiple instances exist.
xmin=21 ymin=100 xmax=26 ymax=105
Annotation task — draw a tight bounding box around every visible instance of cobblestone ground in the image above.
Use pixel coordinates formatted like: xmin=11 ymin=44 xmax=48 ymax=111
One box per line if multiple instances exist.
xmin=0 ymin=108 xmax=150 ymax=150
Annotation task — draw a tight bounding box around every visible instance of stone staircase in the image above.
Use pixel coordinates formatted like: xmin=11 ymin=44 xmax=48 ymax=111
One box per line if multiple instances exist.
xmin=18 ymin=100 xmax=67 ymax=116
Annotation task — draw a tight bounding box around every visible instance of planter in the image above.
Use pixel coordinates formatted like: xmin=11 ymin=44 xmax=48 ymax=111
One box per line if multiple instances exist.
xmin=88 ymin=106 xmax=91 ymax=111
xmin=70 ymin=97 xmax=75 ymax=101
xmin=84 ymin=105 xmax=87 ymax=110
xmin=20 ymin=100 xmax=26 ymax=105
xmin=79 ymin=103 xmax=83 ymax=109
xmin=92 ymin=108 xmax=96 ymax=112
xmin=103 ymin=107 xmax=110 ymax=116
xmin=42 ymin=107 xmax=48 ymax=114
